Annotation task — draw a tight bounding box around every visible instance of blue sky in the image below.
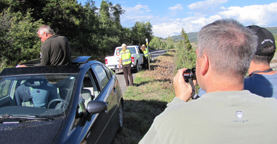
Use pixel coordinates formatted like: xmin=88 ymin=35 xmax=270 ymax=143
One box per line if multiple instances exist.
xmin=77 ymin=0 xmax=277 ymax=38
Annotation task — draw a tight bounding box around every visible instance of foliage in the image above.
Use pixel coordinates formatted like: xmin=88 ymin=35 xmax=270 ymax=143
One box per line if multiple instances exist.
xmin=175 ymin=29 xmax=196 ymax=71
xmin=41 ymin=0 xmax=83 ymax=42
xmin=120 ymin=27 xmax=133 ymax=45
xmin=149 ymin=36 xmax=166 ymax=50
xmin=0 ymin=8 xmax=43 ymax=66
xmin=131 ymin=22 xmax=153 ymax=46
xmin=0 ymin=0 xmax=9 ymax=12
xmin=0 ymin=0 xmax=154 ymax=68
xmin=166 ymin=36 xmax=175 ymax=49
xmin=181 ymin=28 xmax=192 ymax=51
xmin=171 ymin=31 xmax=198 ymax=42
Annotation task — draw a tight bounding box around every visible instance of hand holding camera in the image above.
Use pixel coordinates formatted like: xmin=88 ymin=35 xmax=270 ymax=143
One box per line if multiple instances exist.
xmin=183 ymin=68 xmax=199 ymax=99
xmin=183 ymin=68 xmax=196 ymax=83
xmin=173 ymin=68 xmax=198 ymax=102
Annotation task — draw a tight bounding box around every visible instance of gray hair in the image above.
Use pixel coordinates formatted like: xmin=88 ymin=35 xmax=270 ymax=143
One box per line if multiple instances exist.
xmin=197 ymin=19 xmax=258 ymax=78
xmin=37 ymin=25 xmax=54 ymax=35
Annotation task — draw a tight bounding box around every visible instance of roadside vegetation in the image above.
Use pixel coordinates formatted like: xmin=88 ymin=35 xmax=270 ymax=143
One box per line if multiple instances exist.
xmin=112 ymin=29 xmax=197 ymax=143
xmin=0 ymin=0 xmax=156 ymax=70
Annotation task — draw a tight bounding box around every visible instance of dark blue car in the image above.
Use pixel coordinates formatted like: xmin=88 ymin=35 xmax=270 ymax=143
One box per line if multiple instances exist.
xmin=0 ymin=56 xmax=123 ymax=144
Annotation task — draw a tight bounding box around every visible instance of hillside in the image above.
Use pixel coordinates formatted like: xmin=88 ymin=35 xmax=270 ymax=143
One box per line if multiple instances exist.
xmin=170 ymin=26 xmax=277 ymax=43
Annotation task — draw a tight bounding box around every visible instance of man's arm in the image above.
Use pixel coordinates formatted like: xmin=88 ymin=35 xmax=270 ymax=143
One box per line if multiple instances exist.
xmin=37 ymin=45 xmax=50 ymax=66
xmin=118 ymin=59 xmax=122 ymax=69
xmin=16 ymin=64 xmax=27 ymax=68
xmin=118 ymin=52 xmax=122 ymax=69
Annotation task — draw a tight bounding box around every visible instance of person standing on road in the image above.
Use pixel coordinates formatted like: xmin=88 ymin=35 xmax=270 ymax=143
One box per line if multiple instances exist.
xmin=17 ymin=25 xmax=71 ymax=67
xmin=139 ymin=19 xmax=277 ymax=144
xmin=244 ymin=25 xmax=277 ymax=98
xmin=141 ymin=44 xmax=149 ymax=69
xmin=119 ymin=43 xmax=133 ymax=86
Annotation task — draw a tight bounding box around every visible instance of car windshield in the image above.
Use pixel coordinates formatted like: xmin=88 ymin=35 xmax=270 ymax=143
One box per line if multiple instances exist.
xmin=0 ymin=74 xmax=77 ymax=118
xmin=118 ymin=47 xmax=136 ymax=54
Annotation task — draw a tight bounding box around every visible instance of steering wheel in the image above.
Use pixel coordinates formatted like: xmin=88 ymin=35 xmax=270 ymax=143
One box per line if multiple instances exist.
xmin=48 ymin=99 xmax=66 ymax=108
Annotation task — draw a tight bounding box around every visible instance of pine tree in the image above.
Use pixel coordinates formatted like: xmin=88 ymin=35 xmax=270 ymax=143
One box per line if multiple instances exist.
xmin=181 ymin=28 xmax=192 ymax=51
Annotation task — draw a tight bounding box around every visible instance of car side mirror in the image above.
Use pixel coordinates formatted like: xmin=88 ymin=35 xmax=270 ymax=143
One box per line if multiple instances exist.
xmin=87 ymin=101 xmax=107 ymax=114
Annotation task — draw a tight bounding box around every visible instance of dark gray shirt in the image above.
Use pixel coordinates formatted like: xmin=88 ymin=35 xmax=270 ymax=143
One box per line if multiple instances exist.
xmin=37 ymin=35 xmax=71 ymax=66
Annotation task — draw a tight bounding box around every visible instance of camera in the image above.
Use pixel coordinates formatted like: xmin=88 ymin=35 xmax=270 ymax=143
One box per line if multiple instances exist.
xmin=183 ymin=68 xmax=199 ymax=99
xmin=183 ymin=68 xmax=196 ymax=83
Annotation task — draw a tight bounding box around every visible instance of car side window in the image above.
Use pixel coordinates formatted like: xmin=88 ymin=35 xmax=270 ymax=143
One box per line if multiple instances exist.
xmin=91 ymin=65 xmax=109 ymax=90
xmin=75 ymin=69 xmax=101 ymax=126
xmin=0 ymin=80 xmax=11 ymax=99
xmin=82 ymin=70 xmax=101 ymax=102
xmin=128 ymin=47 xmax=136 ymax=54
xmin=103 ymin=66 xmax=112 ymax=79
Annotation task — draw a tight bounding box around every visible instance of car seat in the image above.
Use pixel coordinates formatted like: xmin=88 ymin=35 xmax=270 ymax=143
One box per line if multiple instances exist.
xmin=81 ymin=89 xmax=95 ymax=108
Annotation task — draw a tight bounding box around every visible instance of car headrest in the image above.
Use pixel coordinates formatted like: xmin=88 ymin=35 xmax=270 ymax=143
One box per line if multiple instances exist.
xmin=24 ymin=80 xmax=41 ymax=87
xmin=81 ymin=89 xmax=92 ymax=100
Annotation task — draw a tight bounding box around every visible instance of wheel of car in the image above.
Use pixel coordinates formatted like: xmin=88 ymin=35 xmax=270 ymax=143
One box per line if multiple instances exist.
xmin=118 ymin=103 xmax=123 ymax=131
xmin=48 ymin=99 xmax=66 ymax=108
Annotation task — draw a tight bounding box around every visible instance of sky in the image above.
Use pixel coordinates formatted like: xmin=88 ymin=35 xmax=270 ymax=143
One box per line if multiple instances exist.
xmin=77 ymin=0 xmax=277 ymax=38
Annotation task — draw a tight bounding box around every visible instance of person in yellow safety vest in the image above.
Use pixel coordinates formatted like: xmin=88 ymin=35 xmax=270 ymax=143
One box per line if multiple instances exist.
xmin=119 ymin=43 xmax=133 ymax=86
xmin=141 ymin=44 xmax=149 ymax=69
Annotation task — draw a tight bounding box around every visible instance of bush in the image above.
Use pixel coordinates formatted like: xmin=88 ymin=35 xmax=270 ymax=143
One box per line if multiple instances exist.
xmin=0 ymin=8 xmax=43 ymax=67
xmin=174 ymin=39 xmax=196 ymax=71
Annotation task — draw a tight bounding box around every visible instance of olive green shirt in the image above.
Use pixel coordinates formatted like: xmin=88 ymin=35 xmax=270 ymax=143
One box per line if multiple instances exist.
xmin=37 ymin=35 xmax=71 ymax=66
xmin=139 ymin=90 xmax=277 ymax=144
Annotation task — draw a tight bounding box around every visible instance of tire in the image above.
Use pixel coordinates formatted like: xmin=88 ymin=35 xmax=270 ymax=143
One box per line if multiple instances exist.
xmin=118 ymin=103 xmax=123 ymax=132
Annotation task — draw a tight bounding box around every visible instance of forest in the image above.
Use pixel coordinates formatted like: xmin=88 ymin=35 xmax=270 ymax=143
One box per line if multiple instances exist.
xmin=0 ymin=0 xmax=165 ymax=68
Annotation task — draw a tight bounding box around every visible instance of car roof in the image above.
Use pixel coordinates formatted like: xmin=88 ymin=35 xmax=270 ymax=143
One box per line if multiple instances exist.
xmin=0 ymin=56 xmax=103 ymax=76
xmin=116 ymin=45 xmax=138 ymax=48
xmin=20 ymin=56 xmax=92 ymax=65
xmin=0 ymin=65 xmax=80 ymax=76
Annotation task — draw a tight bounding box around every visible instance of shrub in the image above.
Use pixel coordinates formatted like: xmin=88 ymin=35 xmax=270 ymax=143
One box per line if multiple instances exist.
xmin=0 ymin=8 xmax=43 ymax=67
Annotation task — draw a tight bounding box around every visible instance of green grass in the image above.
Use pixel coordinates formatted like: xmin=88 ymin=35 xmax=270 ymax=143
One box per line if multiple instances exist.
xmin=124 ymin=72 xmax=175 ymax=102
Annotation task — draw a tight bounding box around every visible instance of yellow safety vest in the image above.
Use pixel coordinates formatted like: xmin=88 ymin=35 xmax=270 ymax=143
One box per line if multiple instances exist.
xmin=120 ymin=49 xmax=131 ymax=65
xmin=143 ymin=49 xmax=149 ymax=57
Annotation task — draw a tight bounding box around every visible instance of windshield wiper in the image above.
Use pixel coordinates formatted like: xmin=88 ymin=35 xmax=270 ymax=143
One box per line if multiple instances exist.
xmin=0 ymin=114 xmax=54 ymax=123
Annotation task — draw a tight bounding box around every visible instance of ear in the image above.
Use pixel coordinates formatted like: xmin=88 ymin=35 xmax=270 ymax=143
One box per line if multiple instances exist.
xmin=201 ymin=54 xmax=209 ymax=76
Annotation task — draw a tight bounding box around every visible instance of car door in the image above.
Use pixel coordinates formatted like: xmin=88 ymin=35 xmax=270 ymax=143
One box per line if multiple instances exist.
xmin=90 ymin=64 xmax=118 ymax=143
xmin=68 ymin=64 xmax=118 ymax=144
xmin=137 ymin=47 xmax=144 ymax=65
xmin=64 ymin=68 xmax=109 ymax=144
